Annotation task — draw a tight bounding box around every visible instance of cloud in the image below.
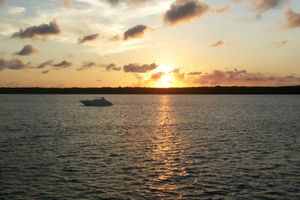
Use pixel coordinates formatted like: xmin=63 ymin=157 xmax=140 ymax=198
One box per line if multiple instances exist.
xmin=78 ymin=33 xmax=99 ymax=44
xmin=42 ymin=70 xmax=50 ymax=74
xmin=190 ymin=69 xmax=300 ymax=86
xmin=124 ymin=63 xmax=158 ymax=73
xmin=37 ymin=60 xmax=53 ymax=68
xmin=150 ymin=72 xmax=164 ymax=80
xmin=211 ymin=40 xmax=225 ymax=47
xmin=110 ymin=35 xmax=122 ymax=41
xmin=284 ymin=8 xmax=300 ymax=29
xmin=234 ymin=0 xmax=288 ymax=15
xmin=188 ymin=71 xmax=202 ymax=75
xmin=52 ymin=60 xmax=72 ymax=68
xmin=271 ymin=40 xmax=287 ymax=48
xmin=124 ymin=25 xmax=150 ymax=40
xmin=15 ymin=45 xmax=37 ymax=56
xmin=12 ymin=20 xmax=61 ymax=39
xmin=0 ymin=58 xmax=30 ymax=71
xmin=163 ymin=0 xmax=209 ymax=26
xmin=77 ymin=61 xmax=97 ymax=71
xmin=37 ymin=60 xmax=71 ymax=70
xmin=104 ymin=63 xmax=121 ymax=71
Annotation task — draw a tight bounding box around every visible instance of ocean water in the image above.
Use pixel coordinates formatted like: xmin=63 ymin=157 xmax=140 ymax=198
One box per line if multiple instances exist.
xmin=0 ymin=95 xmax=299 ymax=199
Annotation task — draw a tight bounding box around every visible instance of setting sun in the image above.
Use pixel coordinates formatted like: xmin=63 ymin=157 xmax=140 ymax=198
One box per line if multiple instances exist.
xmin=151 ymin=64 xmax=176 ymax=88
xmin=153 ymin=73 xmax=175 ymax=88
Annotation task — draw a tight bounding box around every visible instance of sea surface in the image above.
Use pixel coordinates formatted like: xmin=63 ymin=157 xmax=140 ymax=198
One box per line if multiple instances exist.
xmin=0 ymin=95 xmax=299 ymax=199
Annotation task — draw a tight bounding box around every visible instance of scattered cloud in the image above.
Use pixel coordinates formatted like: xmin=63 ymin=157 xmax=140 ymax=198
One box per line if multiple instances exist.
xmin=110 ymin=35 xmax=122 ymax=41
xmin=12 ymin=20 xmax=61 ymax=39
xmin=271 ymin=40 xmax=287 ymax=48
xmin=104 ymin=63 xmax=121 ymax=71
xmin=36 ymin=60 xmax=71 ymax=70
xmin=124 ymin=25 xmax=150 ymax=40
xmin=0 ymin=58 xmax=30 ymax=71
xmin=15 ymin=45 xmax=37 ymax=56
xmin=234 ymin=0 xmax=288 ymax=15
xmin=163 ymin=0 xmax=209 ymax=26
xmin=188 ymin=71 xmax=202 ymax=75
xmin=78 ymin=33 xmax=100 ymax=44
xmin=190 ymin=69 xmax=300 ymax=86
xmin=150 ymin=72 xmax=164 ymax=80
xmin=42 ymin=70 xmax=50 ymax=74
xmin=37 ymin=60 xmax=53 ymax=68
xmin=284 ymin=8 xmax=300 ymax=29
xmin=77 ymin=61 xmax=97 ymax=71
xmin=52 ymin=60 xmax=72 ymax=68
xmin=124 ymin=63 xmax=158 ymax=73
xmin=211 ymin=40 xmax=225 ymax=47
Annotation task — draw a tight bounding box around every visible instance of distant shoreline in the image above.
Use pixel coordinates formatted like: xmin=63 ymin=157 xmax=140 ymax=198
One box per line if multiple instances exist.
xmin=0 ymin=86 xmax=299 ymax=94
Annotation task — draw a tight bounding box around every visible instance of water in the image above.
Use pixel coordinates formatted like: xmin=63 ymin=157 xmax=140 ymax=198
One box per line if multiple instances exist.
xmin=0 ymin=95 xmax=299 ymax=199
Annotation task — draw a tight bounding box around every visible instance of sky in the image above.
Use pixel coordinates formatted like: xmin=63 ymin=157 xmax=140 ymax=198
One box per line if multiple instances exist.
xmin=0 ymin=0 xmax=300 ymax=87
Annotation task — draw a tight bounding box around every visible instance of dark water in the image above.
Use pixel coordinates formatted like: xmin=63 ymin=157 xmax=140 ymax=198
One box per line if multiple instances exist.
xmin=0 ymin=95 xmax=299 ymax=199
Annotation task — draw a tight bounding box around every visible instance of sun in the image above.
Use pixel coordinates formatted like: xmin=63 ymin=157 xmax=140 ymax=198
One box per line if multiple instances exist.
xmin=152 ymin=64 xmax=176 ymax=88
xmin=153 ymin=73 xmax=175 ymax=88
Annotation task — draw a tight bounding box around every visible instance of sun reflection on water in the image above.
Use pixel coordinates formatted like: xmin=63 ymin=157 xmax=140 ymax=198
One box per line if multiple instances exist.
xmin=146 ymin=96 xmax=187 ymax=195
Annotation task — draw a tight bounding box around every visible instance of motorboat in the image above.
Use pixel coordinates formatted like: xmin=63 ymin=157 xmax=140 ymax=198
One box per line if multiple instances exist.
xmin=80 ymin=97 xmax=113 ymax=107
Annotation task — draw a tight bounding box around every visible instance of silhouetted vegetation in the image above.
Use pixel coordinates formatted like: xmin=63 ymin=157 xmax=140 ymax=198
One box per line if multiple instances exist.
xmin=0 ymin=86 xmax=299 ymax=94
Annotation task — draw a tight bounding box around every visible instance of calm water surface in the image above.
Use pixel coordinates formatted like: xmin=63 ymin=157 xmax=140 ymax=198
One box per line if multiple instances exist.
xmin=0 ymin=95 xmax=299 ymax=199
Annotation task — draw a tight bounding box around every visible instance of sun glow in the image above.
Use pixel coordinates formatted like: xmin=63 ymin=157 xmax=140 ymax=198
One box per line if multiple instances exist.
xmin=153 ymin=64 xmax=176 ymax=88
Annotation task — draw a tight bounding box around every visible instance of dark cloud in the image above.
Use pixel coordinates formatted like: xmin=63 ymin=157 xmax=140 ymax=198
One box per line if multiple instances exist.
xmin=190 ymin=69 xmax=300 ymax=86
xmin=124 ymin=63 xmax=158 ymax=73
xmin=188 ymin=71 xmax=202 ymax=75
xmin=124 ymin=25 xmax=150 ymax=40
xmin=77 ymin=61 xmax=97 ymax=71
xmin=52 ymin=60 xmax=72 ymax=68
xmin=284 ymin=9 xmax=300 ymax=29
xmin=15 ymin=45 xmax=37 ymax=56
xmin=211 ymin=40 xmax=225 ymax=47
xmin=0 ymin=58 xmax=30 ymax=71
xmin=42 ymin=70 xmax=50 ymax=74
xmin=163 ymin=0 xmax=209 ymax=26
xmin=105 ymin=63 xmax=121 ymax=71
xmin=12 ymin=20 xmax=61 ymax=39
xmin=0 ymin=0 xmax=8 ymax=3
xmin=78 ymin=33 xmax=99 ymax=44
xmin=271 ymin=40 xmax=287 ymax=48
xmin=37 ymin=60 xmax=71 ymax=69
xmin=37 ymin=60 xmax=53 ymax=68
xmin=234 ymin=0 xmax=287 ymax=14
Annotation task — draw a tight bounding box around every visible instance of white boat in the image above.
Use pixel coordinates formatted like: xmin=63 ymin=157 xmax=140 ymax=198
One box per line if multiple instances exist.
xmin=80 ymin=97 xmax=113 ymax=107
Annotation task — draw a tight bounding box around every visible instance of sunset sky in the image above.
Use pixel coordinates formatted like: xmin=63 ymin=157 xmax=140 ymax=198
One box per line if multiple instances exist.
xmin=0 ymin=0 xmax=300 ymax=87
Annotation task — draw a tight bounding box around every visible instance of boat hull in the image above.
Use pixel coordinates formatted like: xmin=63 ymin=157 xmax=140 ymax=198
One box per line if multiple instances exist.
xmin=80 ymin=100 xmax=112 ymax=107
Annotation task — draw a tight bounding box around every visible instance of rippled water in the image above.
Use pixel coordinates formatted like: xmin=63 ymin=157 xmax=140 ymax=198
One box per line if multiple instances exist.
xmin=0 ymin=95 xmax=300 ymax=199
